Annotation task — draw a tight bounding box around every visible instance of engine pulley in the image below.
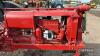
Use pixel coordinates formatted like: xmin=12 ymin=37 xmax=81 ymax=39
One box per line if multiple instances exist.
xmin=43 ymin=30 xmax=54 ymax=40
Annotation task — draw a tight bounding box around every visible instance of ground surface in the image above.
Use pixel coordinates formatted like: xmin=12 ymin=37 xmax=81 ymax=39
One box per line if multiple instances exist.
xmin=0 ymin=5 xmax=100 ymax=56
xmin=83 ymin=13 xmax=100 ymax=56
xmin=82 ymin=5 xmax=100 ymax=56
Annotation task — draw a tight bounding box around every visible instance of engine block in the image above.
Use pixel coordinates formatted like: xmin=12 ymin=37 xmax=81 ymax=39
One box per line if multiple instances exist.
xmin=0 ymin=4 xmax=91 ymax=56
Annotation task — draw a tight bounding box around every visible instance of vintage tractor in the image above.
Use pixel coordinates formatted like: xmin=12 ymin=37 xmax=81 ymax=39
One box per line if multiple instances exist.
xmin=0 ymin=4 xmax=91 ymax=56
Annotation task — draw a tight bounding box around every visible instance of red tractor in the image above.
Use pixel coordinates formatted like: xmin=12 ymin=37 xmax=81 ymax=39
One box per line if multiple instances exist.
xmin=0 ymin=4 xmax=90 ymax=56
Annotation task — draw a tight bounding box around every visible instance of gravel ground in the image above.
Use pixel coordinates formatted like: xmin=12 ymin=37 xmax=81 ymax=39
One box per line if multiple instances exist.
xmin=89 ymin=10 xmax=100 ymax=17
xmin=0 ymin=50 xmax=25 ymax=56
xmin=84 ymin=13 xmax=100 ymax=56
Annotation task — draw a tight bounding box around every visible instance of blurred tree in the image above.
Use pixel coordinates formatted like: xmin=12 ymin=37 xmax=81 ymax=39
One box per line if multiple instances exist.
xmin=93 ymin=0 xmax=100 ymax=4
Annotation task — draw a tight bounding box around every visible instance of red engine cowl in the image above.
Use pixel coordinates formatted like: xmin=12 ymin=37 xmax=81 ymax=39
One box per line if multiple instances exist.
xmin=5 ymin=11 xmax=35 ymax=29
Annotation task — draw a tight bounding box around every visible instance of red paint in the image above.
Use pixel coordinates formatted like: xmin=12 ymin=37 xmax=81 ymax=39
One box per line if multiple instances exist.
xmin=35 ymin=28 xmax=43 ymax=43
xmin=0 ymin=5 xmax=91 ymax=56
xmin=5 ymin=11 xmax=35 ymax=29
xmin=38 ymin=19 xmax=59 ymax=33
